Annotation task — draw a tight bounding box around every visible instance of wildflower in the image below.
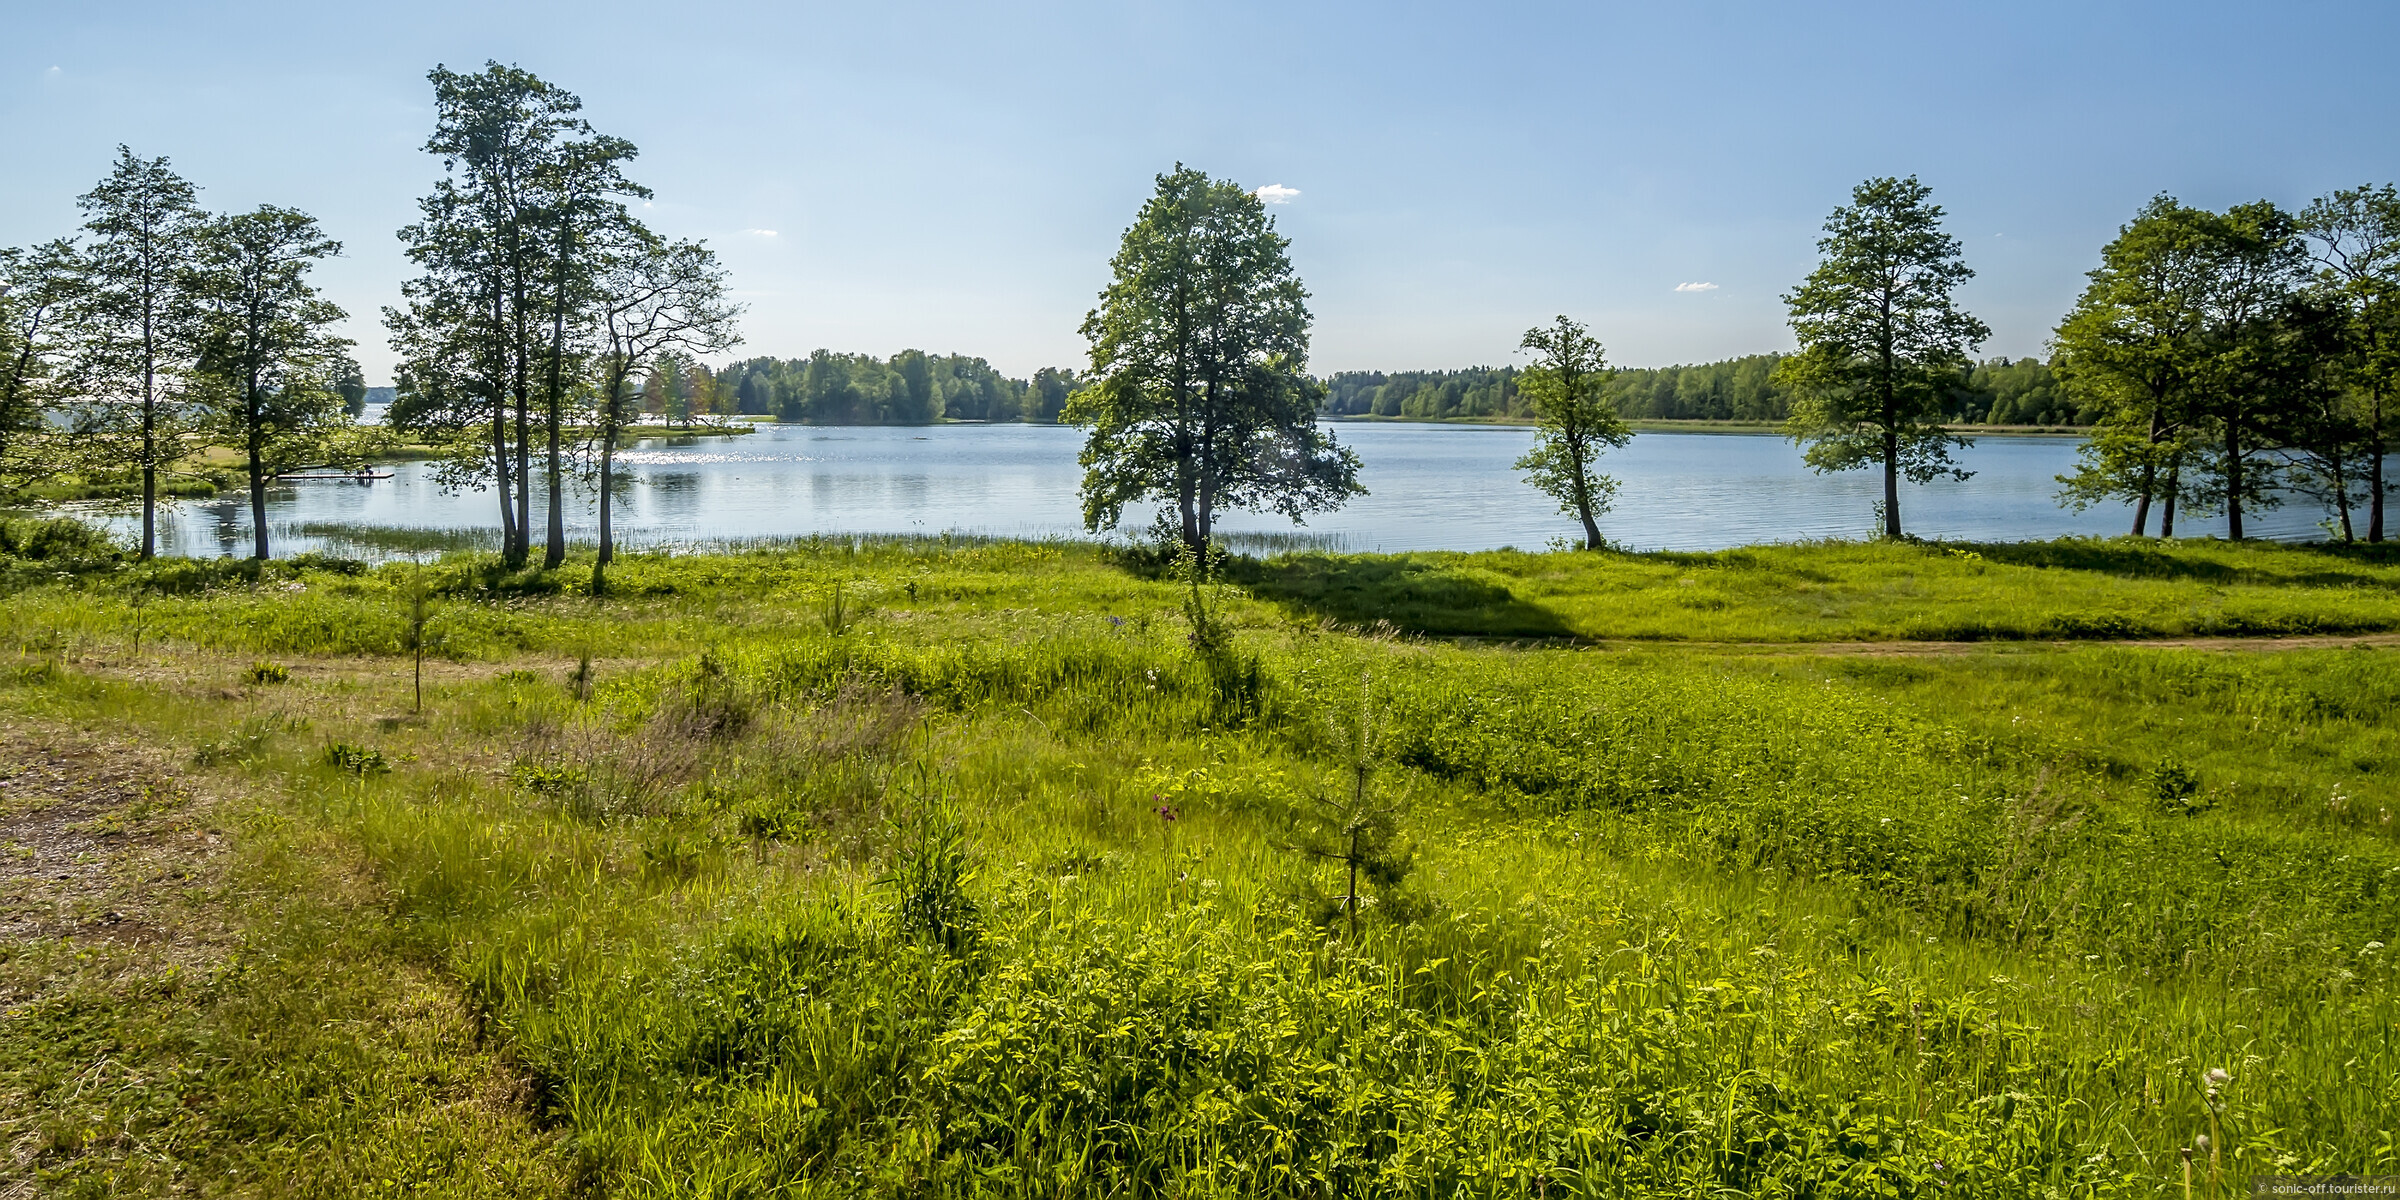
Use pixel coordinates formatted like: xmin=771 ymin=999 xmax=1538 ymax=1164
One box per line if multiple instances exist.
xmin=1155 ymin=804 xmax=1178 ymax=822
xmin=2205 ymin=1067 xmax=2230 ymax=1088
xmin=1107 ymin=615 xmax=1125 ymax=628
xmin=2364 ymin=941 xmax=2386 ymax=955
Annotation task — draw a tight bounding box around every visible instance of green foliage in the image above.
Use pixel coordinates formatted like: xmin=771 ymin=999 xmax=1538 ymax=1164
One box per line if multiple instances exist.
xmin=1514 ymin=315 xmax=1631 ymax=550
xmin=879 ymin=785 xmax=981 ymax=953
xmin=243 ymin=660 xmax=290 ymax=685
xmin=1066 ymin=165 xmax=1362 ymax=550
xmin=62 ymin=148 xmax=210 ymax=560
xmin=1323 ymin=365 xmax=1525 ymax=419
xmin=714 ymin=351 xmax=1066 ymax=424
xmin=184 ymin=202 xmax=356 ymax=561
xmin=320 ymin=741 xmax=390 ymax=776
xmin=6 ymin=536 xmax=2397 ymax=1194
xmin=1322 ymin=354 xmax=2064 ymax=427
xmin=0 ymin=516 xmax=121 ymax=563
xmin=1779 ymin=176 xmax=1991 ymax=539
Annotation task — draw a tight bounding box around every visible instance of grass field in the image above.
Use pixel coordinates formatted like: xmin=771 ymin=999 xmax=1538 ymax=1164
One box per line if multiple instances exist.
xmin=0 ymin=526 xmax=2393 ymax=1196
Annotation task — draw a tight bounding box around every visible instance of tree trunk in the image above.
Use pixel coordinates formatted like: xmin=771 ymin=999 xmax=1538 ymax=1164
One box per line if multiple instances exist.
xmin=249 ymin=393 xmax=269 ymax=561
xmin=2332 ymin=451 xmax=2355 ymax=543
xmin=2162 ymin=456 xmax=2181 ymax=538
xmin=2132 ymin=408 xmax=2164 ymax=536
xmin=512 ymin=386 xmax=532 ymax=567
xmin=2224 ymin=424 xmax=2245 ymax=541
xmin=544 ymin=413 xmax=565 ymax=570
xmin=543 ymin=219 xmax=572 ymax=571
xmin=141 ymin=401 xmax=158 ymax=560
xmin=140 ymin=269 xmax=159 ymax=562
xmin=2370 ymin=387 xmax=2387 ymax=543
xmin=593 ymin=451 xmax=613 ymax=595
xmin=1882 ymin=426 xmax=1902 ymax=540
xmin=492 ymin=400 xmax=517 ymax=553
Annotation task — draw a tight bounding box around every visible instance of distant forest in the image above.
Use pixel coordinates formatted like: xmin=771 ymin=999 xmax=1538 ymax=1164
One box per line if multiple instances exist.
xmin=650 ymin=351 xmax=1082 ymax=425
xmin=642 ymin=350 xmax=2078 ymax=426
xmin=1324 ymin=355 xmax=2079 ymax=425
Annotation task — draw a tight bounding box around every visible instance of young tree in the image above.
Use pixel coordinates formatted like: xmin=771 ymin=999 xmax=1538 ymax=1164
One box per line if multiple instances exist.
xmin=0 ymin=240 xmax=85 ymax=486
xmin=2053 ymin=196 xmax=2215 ymax=536
xmin=1066 ymin=167 xmax=1361 ymax=552
xmin=589 ymin=234 xmax=739 ymax=593
xmin=70 ymin=148 xmax=206 ymax=559
xmin=1513 ymin=315 xmax=1630 ymax=549
xmin=186 ymin=206 xmax=356 ymax=560
xmin=2300 ymin=184 xmax=2400 ymax=542
xmin=1776 ymin=176 xmax=1990 ymax=539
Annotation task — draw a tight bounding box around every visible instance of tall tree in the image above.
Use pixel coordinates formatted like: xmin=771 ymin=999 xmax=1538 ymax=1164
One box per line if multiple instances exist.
xmin=1513 ymin=315 xmax=1630 ymax=550
xmin=392 ymin=63 xmax=619 ymax=569
xmin=2186 ymin=201 xmax=2310 ymax=540
xmin=2053 ymin=196 xmax=2215 ymax=536
xmin=588 ymin=234 xmax=740 ymax=592
xmin=70 ymin=148 xmax=206 ymax=559
xmin=1067 ymin=166 xmax=1360 ymax=552
xmin=0 ymin=241 xmax=85 ymax=486
xmin=186 ymin=206 xmax=356 ymax=560
xmin=531 ymin=134 xmax=644 ymax=568
xmin=2301 ymin=184 xmax=2400 ymax=542
xmin=1776 ymin=176 xmax=1989 ymax=539
xmin=2264 ymin=290 xmax=2369 ymax=540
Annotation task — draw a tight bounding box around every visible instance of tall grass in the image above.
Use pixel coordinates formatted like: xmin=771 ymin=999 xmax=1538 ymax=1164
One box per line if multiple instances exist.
xmin=3 ymin=531 xmax=2394 ymax=1194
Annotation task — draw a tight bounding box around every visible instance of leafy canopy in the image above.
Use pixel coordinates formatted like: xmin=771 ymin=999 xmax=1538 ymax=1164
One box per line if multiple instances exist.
xmin=1513 ymin=315 xmax=1630 ymax=551
xmin=1066 ymin=166 xmax=1360 ymax=549
xmin=1778 ymin=175 xmax=1988 ymax=537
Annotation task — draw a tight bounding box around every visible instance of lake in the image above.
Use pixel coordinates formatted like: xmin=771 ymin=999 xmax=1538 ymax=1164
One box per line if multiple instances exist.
xmin=104 ymin=421 xmax=2342 ymax=558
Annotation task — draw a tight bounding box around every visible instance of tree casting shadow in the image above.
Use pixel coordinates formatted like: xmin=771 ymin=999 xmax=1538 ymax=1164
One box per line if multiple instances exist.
xmin=1223 ymin=554 xmax=1578 ymax=639
xmin=1960 ymin=538 xmax=2400 ymax=588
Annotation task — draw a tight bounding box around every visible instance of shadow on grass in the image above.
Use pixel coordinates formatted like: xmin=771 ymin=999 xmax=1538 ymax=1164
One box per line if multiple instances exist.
xmin=1224 ymin=554 xmax=1577 ymax=639
xmin=1959 ymin=538 xmax=2400 ymax=588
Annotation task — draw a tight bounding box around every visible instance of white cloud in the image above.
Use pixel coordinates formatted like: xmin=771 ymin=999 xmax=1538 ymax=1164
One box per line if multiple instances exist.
xmin=1254 ymin=183 xmax=1300 ymax=204
xmin=1673 ymin=281 xmax=1719 ymax=293
xmin=742 ymin=228 xmax=778 ymax=237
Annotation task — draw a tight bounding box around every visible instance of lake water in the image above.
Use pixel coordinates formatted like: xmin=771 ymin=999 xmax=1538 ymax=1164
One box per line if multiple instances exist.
xmin=106 ymin=421 xmax=2342 ymax=558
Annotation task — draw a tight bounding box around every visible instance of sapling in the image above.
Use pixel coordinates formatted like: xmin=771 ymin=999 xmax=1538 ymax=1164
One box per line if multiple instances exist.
xmin=1284 ymin=675 xmax=1414 ymax=939
xmin=124 ymin=584 xmax=153 ymax=659
xmin=401 ymin=561 xmax=443 ymax=713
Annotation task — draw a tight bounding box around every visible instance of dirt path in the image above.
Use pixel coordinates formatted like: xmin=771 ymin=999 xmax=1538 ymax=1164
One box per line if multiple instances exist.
xmin=0 ymin=716 xmax=567 ymax=1197
xmin=0 ymin=726 xmax=224 ymax=963
xmin=1573 ymin=631 xmax=2400 ymax=657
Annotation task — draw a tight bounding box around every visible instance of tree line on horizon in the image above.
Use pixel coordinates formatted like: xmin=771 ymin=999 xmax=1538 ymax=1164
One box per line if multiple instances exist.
xmin=1318 ymin=354 xmax=2071 ymax=425
xmin=635 ymin=350 xmax=2074 ymax=428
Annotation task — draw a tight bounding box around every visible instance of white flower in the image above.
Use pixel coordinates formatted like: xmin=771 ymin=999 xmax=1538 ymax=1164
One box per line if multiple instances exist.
xmin=2204 ymin=1068 xmax=2231 ymax=1088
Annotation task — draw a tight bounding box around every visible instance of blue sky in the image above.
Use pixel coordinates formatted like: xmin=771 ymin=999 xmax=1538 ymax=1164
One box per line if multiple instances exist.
xmin=6 ymin=1 xmax=2395 ymax=383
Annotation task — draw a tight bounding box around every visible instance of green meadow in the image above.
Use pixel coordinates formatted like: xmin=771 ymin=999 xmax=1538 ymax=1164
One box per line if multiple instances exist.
xmin=1 ymin=526 xmax=2394 ymax=1197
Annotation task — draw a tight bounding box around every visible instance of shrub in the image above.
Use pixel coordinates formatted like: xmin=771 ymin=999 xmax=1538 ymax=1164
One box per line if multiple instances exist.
xmin=321 ymin=742 xmax=390 ymax=776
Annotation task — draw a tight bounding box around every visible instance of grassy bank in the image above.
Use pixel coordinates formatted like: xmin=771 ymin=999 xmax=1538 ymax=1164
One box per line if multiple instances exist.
xmin=0 ymin=530 xmax=2393 ymax=1196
